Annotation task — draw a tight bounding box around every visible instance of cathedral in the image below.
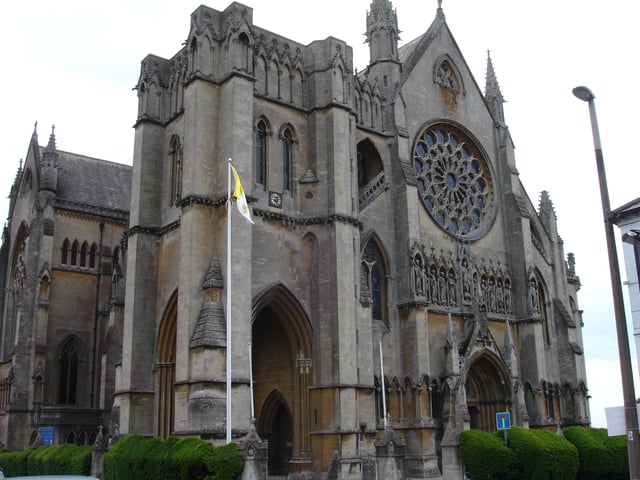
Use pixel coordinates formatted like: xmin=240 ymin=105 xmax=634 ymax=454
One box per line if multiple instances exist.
xmin=0 ymin=1 xmax=590 ymax=478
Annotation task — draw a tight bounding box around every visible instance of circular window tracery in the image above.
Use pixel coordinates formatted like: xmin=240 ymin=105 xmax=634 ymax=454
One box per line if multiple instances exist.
xmin=413 ymin=124 xmax=495 ymax=239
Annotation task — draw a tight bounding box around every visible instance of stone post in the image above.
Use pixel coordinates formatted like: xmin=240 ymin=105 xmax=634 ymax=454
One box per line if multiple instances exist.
xmin=91 ymin=425 xmax=107 ymax=479
xmin=236 ymin=421 xmax=268 ymax=480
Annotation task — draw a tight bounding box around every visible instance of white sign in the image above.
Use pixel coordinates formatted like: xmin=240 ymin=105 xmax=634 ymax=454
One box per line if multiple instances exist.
xmin=605 ymin=405 xmax=640 ymax=436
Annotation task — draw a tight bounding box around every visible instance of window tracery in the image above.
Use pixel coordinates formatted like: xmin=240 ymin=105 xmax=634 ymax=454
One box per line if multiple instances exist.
xmin=59 ymin=338 xmax=78 ymax=404
xmin=255 ymin=120 xmax=268 ymax=185
xmin=281 ymin=128 xmax=293 ymax=192
xmin=360 ymin=240 xmax=387 ymax=325
xmin=169 ymin=136 xmax=183 ymax=206
xmin=413 ymin=123 xmax=495 ymax=240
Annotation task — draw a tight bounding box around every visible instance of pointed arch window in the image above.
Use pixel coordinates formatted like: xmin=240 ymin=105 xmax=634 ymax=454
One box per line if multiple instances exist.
xmin=112 ymin=247 xmax=120 ymax=269
xmin=169 ymin=136 xmax=182 ymax=206
xmin=61 ymin=239 xmax=70 ymax=265
xmin=70 ymin=241 xmax=79 ymax=266
xmin=89 ymin=243 xmax=97 ymax=269
xmin=282 ymin=128 xmax=294 ymax=192
xmin=80 ymin=242 xmax=88 ymax=267
xmin=59 ymin=339 xmax=78 ymax=404
xmin=435 ymin=60 xmax=459 ymax=90
xmin=361 ymin=241 xmax=387 ymax=325
xmin=255 ymin=121 xmax=268 ymax=185
xmin=539 ymin=283 xmax=550 ymax=345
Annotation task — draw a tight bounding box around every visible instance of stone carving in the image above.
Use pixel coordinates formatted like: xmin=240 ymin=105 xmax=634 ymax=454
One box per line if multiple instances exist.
xmin=409 ymin=243 xmax=512 ymax=315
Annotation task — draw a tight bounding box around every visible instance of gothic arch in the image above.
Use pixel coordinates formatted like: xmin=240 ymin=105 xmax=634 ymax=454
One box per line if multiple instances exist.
xmin=464 ymin=352 xmax=511 ymax=431
xmin=252 ymin=284 xmax=312 ymax=470
xmin=332 ymin=64 xmax=345 ymax=103
xmin=561 ymin=383 xmax=576 ymax=423
xmin=258 ymin=389 xmax=293 ymax=475
xmin=357 ymin=138 xmax=384 ymax=191
xmin=255 ymin=55 xmax=267 ymax=95
xmin=432 ymin=54 xmax=466 ymax=95
xmin=292 ymin=68 xmax=304 ymax=105
xmin=254 ymin=117 xmax=271 ymax=186
xmin=279 ymin=124 xmax=296 ymax=192
xmin=530 ymin=269 xmax=551 ymax=344
xmin=57 ymin=335 xmax=85 ymax=405
xmin=524 ymin=381 xmax=541 ymax=425
xmin=360 ymin=233 xmax=391 ymax=326
xmin=154 ymin=290 xmax=177 ymax=439
xmin=168 ymin=135 xmax=182 ymax=206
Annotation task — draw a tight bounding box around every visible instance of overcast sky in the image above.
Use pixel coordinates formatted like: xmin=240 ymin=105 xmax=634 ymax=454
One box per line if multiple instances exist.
xmin=2 ymin=0 xmax=639 ymax=428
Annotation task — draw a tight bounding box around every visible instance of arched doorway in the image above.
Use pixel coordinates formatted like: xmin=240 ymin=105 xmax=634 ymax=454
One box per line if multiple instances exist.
xmin=259 ymin=390 xmax=293 ymax=475
xmin=465 ymin=354 xmax=510 ymax=431
xmin=155 ymin=292 xmax=177 ymax=438
xmin=252 ymin=285 xmax=312 ymax=473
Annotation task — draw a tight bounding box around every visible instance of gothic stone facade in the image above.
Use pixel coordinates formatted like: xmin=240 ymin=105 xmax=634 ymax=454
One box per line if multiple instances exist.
xmin=0 ymin=128 xmax=131 ymax=450
xmin=0 ymin=1 xmax=589 ymax=478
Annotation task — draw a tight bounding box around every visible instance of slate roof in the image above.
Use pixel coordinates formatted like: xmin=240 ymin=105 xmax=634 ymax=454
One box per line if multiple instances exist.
xmin=48 ymin=148 xmax=132 ymax=215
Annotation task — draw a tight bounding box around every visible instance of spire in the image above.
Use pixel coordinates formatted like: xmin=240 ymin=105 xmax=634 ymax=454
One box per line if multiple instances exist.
xmin=484 ymin=51 xmax=505 ymax=125
xmin=365 ymin=0 xmax=400 ymax=64
xmin=39 ymin=124 xmax=59 ymax=194
xmin=538 ymin=190 xmax=558 ymax=237
xmin=41 ymin=125 xmax=59 ymax=168
xmin=538 ymin=190 xmax=556 ymax=220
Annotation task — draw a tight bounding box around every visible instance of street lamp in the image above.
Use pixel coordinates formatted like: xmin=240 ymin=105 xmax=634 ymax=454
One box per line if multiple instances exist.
xmin=573 ymin=85 xmax=640 ymax=479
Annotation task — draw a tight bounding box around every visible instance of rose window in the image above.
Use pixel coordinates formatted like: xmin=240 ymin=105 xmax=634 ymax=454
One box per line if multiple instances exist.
xmin=413 ymin=124 xmax=495 ymax=238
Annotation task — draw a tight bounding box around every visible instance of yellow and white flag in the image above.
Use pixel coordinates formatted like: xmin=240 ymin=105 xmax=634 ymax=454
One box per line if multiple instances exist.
xmin=230 ymin=165 xmax=254 ymax=225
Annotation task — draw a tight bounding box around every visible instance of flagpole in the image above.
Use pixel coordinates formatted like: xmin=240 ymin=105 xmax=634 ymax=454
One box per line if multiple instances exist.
xmin=226 ymin=158 xmax=232 ymax=444
xmin=249 ymin=340 xmax=255 ymax=420
xmin=379 ymin=340 xmax=387 ymax=429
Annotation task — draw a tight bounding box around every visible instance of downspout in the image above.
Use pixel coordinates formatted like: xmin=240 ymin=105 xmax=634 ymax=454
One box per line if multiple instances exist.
xmin=90 ymin=220 xmax=104 ymax=409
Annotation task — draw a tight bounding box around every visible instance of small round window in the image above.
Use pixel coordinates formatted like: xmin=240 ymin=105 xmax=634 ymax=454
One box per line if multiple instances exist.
xmin=413 ymin=123 xmax=495 ymax=239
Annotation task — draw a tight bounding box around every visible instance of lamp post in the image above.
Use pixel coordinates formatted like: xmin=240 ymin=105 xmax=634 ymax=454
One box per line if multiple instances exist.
xmin=573 ymin=85 xmax=640 ymax=478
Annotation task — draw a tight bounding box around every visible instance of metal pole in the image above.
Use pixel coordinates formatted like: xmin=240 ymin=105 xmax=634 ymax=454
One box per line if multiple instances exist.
xmin=379 ymin=340 xmax=387 ymax=429
xmin=226 ymin=159 xmax=233 ymax=444
xmin=574 ymin=86 xmax=640 ymax=479
xmin=249 ymin=339 xmax=254 ymax=420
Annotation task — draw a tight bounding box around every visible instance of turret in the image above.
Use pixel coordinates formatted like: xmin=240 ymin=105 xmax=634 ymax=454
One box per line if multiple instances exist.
xmin=364 ymin=0 xmax=402 ymax=107
xmin=365 ymin=0 xmax=400 ymax=64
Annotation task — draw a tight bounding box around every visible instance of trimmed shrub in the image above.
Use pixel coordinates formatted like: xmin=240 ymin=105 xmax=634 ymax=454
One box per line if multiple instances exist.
xmin=28 ymin=444 xmax=91 ymax=475
xmin=460 ymin=429 xmax=516 ymax=480
xmin=103 ymin=435 xmax=243 ymax=480
xmin=501 ymin=427 xmax=579 ymax=480
xmin=103 ymin=435 xmax=165 ymax=480
xmin=0 ymin=448 xmax=32 ymax=476
xmin=203 ymin=442 xmax=243 ymax=480
xmin=563 ymin=426 xmax=628 ymax=480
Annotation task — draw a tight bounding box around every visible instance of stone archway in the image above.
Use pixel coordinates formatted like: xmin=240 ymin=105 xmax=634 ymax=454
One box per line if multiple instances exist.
xmin=259 ymin=389 xmax=293 ymax=475
xmin=465 ymin=354 xmax=511 ymax=431
xmin=252 ymin=285 xmax=312 ymax=474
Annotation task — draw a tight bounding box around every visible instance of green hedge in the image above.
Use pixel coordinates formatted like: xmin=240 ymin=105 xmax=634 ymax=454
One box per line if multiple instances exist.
xmin=0 ymin=444 xmax=90 ymax=476
xmin=103 ymin=435 xmax=243 ymax=480
xmin=563 ymin=426 xmax=628 ymax=480
xmin=460 ymin=429 xmax=516 ymax=480
xmin=501 ymin=427 xmax=579 ymax=480
xmin=0 ymin=447 xmax=32 ymax=476
xmin=26 ymin=444 xmax=91 ymax=475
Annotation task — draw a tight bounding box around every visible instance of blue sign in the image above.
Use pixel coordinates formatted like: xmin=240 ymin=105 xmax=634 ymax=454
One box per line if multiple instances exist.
xmin=39 ymin=426 xmax=55 ymax=445
xmin=496 ymin=411 xmax=511 ymax=430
